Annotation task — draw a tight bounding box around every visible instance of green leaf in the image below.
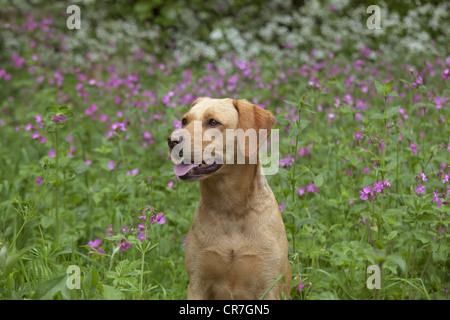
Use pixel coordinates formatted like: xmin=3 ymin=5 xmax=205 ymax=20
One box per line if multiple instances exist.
xmin=92 ymin=193 xmax=102 ymax=205
xmin=282 ymin=188 xmax=291 ymax=196
xmin=72 ymin=160 xmax=88 ymax=175
xmin=329 ymin=244 xmax=349 ymax=266
xmin=41 ymin=215 xmax=55 ymax=229
xmin=325 ymin=199 xmax=338 ymax=208
xmin=33 ymin=274 xmax=70 ymax=300
xmin=385 ymin=80 xmax=393 ymax=92
xmin=386 ymin=255 xmax=406 ymax=274
xmin=314 ymin=173 xmax=325 ymax=188
xmin=82 ymin=267 xmax=100 ymax=299
xmin=58 ymin=106 xmax=73 ymax=117
xmin=299 ymin=119 xmax=311 ymax=131
xmin=340 ymin=103 xmax=352 ymax=115
xmin=386 ymin=231 xmax=398 ymax=241
xmin=288 ymin=119 xmax=310 ymax=139
xmin=101 ymin=284 xmax=123 ymax=300
xmin=384 ymin=207 xmax=406 ymax=216
xmin=388 ymin=90 xmax=398 ymax=97
xmin=413 ymin=229 xmax=430 ymax=244
xmin=375 ymin=240 xmax=384 ymax=249
xmin=288 ymin=123 xmax=301 ymax=140
xmin=45 ymin=106 xmax=57 ymax=114
xmin=348 ymin=154 xmax=360 ymax=167
xmin=297 ymin=165 xmax=311 ymax=174
xmin=295 ymin=218 xmax=318 ymax=230
xmin=94 ymin=145 xmax=112 ymax=155
xmin=370 ymin=113 xmax=385 ymax=120
xmin=432 ymin=244 xmax=448 ymax=262
xmin=0 ymin=247 xmax=25 ymax=277
xmin=399 ymin=78 xmax=411 ymax=86
xmin=45 ymin=122 xmax=57 ymax=134
xmin=374 ymin=80 xmax=385 ymax=94
xmin=284 ymin=99 xmax=299 ymax=108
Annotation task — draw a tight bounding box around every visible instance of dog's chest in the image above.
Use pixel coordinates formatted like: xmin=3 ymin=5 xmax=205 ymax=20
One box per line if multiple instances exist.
xmin=188 ymin=205 xmax=281 ymax=298
xmin=202 ymin=243 xmax=263 ymax=298
xmin=197 ymin=228 xmax=274 ymax=296
xmin=197 ymin=210 xmax=272 ymax=271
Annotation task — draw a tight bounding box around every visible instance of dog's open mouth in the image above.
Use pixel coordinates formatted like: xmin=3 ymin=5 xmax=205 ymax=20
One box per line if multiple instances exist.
xmin=174 ymin=161 xmax=222 ymax=180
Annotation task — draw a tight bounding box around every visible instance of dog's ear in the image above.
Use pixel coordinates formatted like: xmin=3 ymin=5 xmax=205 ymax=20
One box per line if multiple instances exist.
xmin=232 ymin=99 xmax=275 ymax=159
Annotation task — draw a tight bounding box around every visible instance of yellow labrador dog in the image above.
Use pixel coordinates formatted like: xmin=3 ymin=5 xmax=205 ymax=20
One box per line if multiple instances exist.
xmin=168 ymin=97 xmax=291 ymax=300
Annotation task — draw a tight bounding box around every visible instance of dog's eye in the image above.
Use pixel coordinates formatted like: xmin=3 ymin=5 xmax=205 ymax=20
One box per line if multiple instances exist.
xmin=207 ymin=119 xmax=221 ymax=127
xmin=182 ymin=118 xmax=187 ymax=126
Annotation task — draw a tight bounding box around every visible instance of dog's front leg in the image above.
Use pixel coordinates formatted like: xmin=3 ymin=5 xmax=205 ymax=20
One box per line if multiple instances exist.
xmin=187 ymin=282 xmax=210 ymax=300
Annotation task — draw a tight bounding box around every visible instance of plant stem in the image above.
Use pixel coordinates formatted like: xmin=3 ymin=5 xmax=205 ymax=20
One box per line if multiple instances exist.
xmin=118 ymin=138 xmax=127 ymax=166
xmin=55 ymin=127 xmax=60 ymax=245
xmin=292 ymin=229 xmax=296 ymax=257
xmin=409 ymin=221 xmax=419 ymax=298
xmin=379 ymin=193 xmax=383 ymax=236
xmin=80 ymin=134 xmax=93 ymax=239
xmin=292 ymin=134 xmax=299 ymax=204
xmin=8 ymin=219 xmax=27 ymax=251
xmin=292 ymin=104 xmax=302 ymax=203
xmin=368 ymin=201 xmax=375 ymax=248
xmin=382 ymin=97 xmax=387 ymax=173
xmin=396 ymin=142 xmax=399 ymax=207
xmin=140 ymin=246 xmax=146 ymax=295
xmin=419 ymin=246 xmax=432 ymax=279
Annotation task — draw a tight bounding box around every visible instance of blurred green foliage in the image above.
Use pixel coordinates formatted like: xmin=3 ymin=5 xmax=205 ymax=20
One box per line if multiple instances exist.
xmin=1 ymin=0 xmax=448 ymax=64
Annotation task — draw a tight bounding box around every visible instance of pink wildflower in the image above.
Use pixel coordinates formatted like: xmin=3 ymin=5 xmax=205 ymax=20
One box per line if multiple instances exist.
xmin=415 ymin=184 xmax=426 ymax=194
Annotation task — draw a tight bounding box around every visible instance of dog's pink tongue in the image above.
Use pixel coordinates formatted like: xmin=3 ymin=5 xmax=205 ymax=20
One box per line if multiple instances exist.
xmin=174 ymin=163 xmax=199 ymax=177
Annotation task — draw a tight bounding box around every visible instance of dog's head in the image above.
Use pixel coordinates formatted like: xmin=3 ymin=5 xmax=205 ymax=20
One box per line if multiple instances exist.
xmin=168 ymin=97 xmax=275 ymax=181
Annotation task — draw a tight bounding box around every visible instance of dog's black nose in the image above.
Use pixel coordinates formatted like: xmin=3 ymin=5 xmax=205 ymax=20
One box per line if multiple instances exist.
xmin=168 ymin=134 xmax=183 ymax=149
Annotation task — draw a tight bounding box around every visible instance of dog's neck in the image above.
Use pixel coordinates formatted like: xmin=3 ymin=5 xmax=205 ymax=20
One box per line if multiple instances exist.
xmin=198 ymin=162 xmax=267 ymax=215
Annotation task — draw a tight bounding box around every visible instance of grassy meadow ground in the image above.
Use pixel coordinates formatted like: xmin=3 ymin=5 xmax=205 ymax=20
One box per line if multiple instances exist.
xmin=0 ymin=1 xmax=449 ymax=300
